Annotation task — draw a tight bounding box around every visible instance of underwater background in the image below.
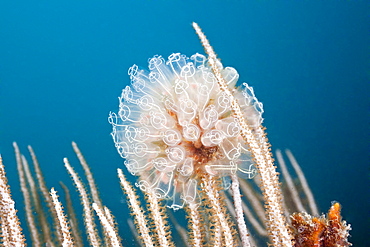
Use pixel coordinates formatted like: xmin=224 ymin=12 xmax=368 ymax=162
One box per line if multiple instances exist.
xmin=0 ymin=1 xmax=368 ymax=246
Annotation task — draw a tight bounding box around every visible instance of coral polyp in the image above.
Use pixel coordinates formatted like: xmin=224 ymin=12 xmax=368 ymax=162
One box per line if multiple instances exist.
xmin=109 ymin=53 xmax=262 ymax=209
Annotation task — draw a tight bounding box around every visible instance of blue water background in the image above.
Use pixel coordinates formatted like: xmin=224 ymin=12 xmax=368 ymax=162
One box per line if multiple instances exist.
xmin=0 ymin=1 xmax=368 ymax=246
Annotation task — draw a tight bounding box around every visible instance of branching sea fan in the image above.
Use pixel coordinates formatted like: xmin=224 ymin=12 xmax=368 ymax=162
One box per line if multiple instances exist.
xmin=109 ymin=53 xmax=264 ymax=209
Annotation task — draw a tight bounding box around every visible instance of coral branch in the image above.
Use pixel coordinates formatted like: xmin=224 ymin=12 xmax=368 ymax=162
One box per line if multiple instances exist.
xmin=0 ymin=154 xmax=26 ymax=246
xmin=92 ymin=203 xmax=122 ymax=247
xmin=117 ymin=168 xmax=154 ymax=247
xmin=50 ymin=187 xmax=74 ymax=247
xmin=64 ymin=158 xmax=101 ymax=247
xmin=202 ymin=175 xmax=236 ymax=246
xmin=192 ymin=22 xmax=293 ymax=246
xmin=231 ymin=174 xmax=252 ymax=247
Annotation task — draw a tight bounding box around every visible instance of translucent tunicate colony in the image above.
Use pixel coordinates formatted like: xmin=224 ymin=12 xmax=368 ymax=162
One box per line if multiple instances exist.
xmin=109 ymin=53 xmax=264 ymax=209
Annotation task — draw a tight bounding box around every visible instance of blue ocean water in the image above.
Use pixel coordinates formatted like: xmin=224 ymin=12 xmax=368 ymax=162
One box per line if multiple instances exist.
xmin=0 ymin=1 xmax=368 ymax=246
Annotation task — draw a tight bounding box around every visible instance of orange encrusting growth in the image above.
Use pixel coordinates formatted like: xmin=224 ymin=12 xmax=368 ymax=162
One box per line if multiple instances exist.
xmin=291 ymin=202 xmax=352 ymax=247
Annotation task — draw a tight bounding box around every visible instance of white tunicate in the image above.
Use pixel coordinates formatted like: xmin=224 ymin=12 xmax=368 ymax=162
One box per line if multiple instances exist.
xmin=110 ymin=53 xmax=263 ymax=209
xmin=201 ymin=129 xmax=225 ymax=147
xmin=163 ymin=129 xmax=182 ymax=146
xmin=177 ymin=158 xmax=194 ymax=177
xmin=166 ymin=146 xmax=185 ymax=164
xmin=182 ymin=123 xmax=200 ymax=141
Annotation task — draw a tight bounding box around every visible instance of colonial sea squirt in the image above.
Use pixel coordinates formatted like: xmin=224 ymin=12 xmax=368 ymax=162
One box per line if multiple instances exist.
xmin=108 ymin=52 xmax=261 ymax=210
